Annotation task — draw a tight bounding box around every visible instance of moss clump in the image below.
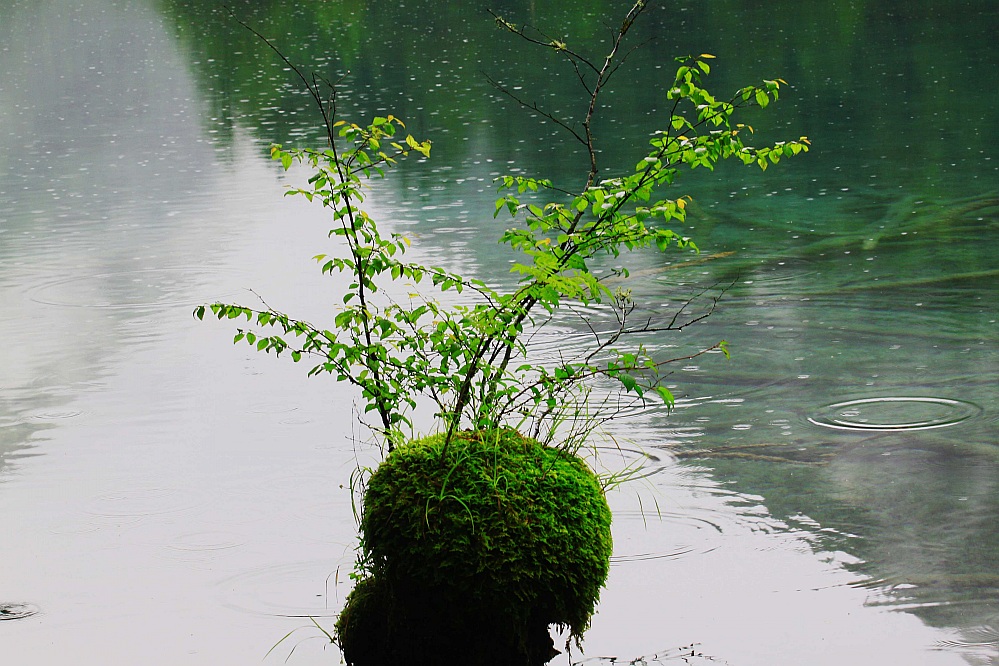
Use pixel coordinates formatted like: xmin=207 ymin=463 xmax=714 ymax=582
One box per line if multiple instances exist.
xmin=334 ymin=576 xmax=391 ymax=664
xmin=336 ymin=429 xmax=613 ymax=665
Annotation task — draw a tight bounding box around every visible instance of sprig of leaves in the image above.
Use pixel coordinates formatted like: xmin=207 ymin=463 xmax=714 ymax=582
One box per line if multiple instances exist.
xmin=198 ymin=1 xmax=808 ymax=454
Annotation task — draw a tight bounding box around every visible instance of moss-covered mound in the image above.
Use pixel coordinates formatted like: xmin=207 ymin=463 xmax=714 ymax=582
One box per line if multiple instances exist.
xmin=336 ymin=428 xmax=613 ymax=665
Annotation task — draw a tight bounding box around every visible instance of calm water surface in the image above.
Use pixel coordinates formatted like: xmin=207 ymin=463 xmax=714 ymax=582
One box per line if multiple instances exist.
xmin=1 ymin=0 xmax=996 ymax=664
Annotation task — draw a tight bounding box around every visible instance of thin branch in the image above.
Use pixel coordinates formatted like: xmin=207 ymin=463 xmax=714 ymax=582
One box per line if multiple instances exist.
xmin=607 ymin=36 xmax=655 ymax=80
xmin=565 ymin=303 xmax=603 ymax=348
xmin=487 ymin=9 xmax=601 ymax=76
xmin=499 ymin=339 xmax=726 ymax=421
xmin=485 ymin=74 xmax=587 ymax=146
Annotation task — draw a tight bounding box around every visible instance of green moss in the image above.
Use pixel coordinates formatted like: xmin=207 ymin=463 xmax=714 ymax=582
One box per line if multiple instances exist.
xmin=341 ymin=428 xmax=612 ymax=663
xmin=333 ymin=576 xmax=391 ymax=664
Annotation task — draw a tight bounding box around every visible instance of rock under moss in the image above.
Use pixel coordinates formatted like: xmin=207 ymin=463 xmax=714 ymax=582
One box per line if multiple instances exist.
xmin=336 ymin=574 xmax=558 ymax=666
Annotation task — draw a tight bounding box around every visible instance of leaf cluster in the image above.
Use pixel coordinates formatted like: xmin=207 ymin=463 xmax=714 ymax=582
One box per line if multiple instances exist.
xmin=196 ymin=0 xmax=808 ymax=452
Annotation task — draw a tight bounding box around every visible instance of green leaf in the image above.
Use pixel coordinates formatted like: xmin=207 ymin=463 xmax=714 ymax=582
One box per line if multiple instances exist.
xmin=655 ymin=386 xmax=675 ymax=406
xmin=619 ymin=374 xmax=638 ymax=392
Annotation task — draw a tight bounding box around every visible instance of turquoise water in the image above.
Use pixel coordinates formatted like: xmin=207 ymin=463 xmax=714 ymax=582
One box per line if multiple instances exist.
xmin=1 ymin=0 xmax=996 ymax=663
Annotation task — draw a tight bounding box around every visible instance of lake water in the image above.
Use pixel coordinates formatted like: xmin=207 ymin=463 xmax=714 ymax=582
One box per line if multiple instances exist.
xmin=1 ymin=0 xmax=996 ymax=664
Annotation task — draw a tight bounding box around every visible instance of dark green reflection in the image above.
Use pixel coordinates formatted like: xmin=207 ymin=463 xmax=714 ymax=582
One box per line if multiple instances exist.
xmin=157 ymin=0 xmax=999 ymax=194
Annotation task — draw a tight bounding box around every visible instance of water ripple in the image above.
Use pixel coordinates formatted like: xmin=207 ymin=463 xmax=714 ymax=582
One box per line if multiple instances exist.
xmin=594 ymin=446 xmax=671 ymax=483
xmin=84 ymin=486 xmax=202 ymax=518
xmin=26 ymin=266 xmax=245 ymax=311
xmin=808 ymin=396 xmax=982 ymax=432
xmin=218 ymin=560 xmax=343 ymax=618
xmin=609 ymin=509 xmax=728 ymax=564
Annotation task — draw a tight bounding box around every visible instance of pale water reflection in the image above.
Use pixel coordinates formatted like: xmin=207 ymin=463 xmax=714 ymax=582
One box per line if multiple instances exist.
xmin=1 ymin=0 xmax=997 ymax=665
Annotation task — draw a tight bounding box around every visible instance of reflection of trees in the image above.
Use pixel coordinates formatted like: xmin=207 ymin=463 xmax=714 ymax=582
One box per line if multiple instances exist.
xmin=828 ymin=436 xmax=999 ymax=619
xmin=623 ymin=187 xmax=998 ymax=649
xmin=680 ymin=192 xmax=999 ymax=294
xmin=0 ymin=419 xmax=46 ymax=478
xmin=154 ymin=0 xmax=999 ymax=303
xmin=671 ymin=423 xmax=999 ymax=648
xmin=157 ymin=0 xmax=999 ymax=198
xmin=652 ymin=286 xmax=999 ymax=646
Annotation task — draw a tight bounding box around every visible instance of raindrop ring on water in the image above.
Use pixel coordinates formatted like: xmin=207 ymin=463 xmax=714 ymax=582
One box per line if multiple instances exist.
xmin=808 ymin=396 xmax=982 ymax=432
